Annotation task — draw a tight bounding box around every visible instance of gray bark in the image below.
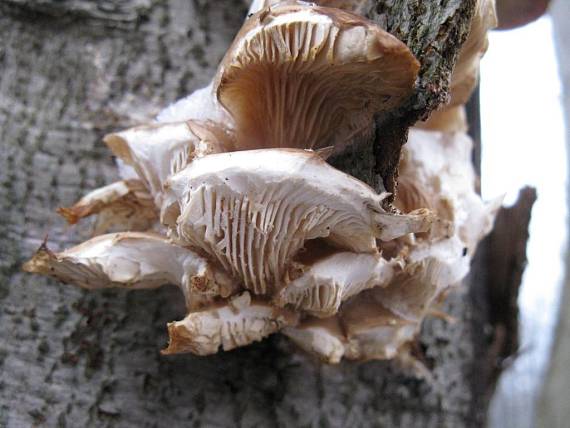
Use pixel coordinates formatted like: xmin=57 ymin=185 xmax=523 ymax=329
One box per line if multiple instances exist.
xmin=0 ymin=1 xmax=504 ymax=427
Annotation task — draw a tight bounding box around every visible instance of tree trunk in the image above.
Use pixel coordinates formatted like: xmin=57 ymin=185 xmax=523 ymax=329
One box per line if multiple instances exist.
xmin=0 ymin=1 xmax=512 ymax=426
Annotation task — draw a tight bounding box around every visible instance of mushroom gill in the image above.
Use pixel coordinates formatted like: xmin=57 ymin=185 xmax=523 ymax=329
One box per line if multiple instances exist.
xmin=216 ymin=4 xmax=419 ymax=153
xmin=22 ymin=232 xmax=237 ymax=309
xmin=164 ymin=148 xmax=433 ymax=295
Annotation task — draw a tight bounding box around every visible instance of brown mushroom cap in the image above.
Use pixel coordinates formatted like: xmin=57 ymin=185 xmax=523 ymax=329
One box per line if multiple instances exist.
xmin=215 ymin=4 xmax=419 ymax=153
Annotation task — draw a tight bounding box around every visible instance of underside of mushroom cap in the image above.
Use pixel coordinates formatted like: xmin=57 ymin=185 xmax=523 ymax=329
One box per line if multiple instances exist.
xmin=248 ymin=0 xmax=370 ymax=16
xmin=164 ymin=148 xmax=433 ymax=295
xmin=22 ymin=232 xmax=237 ymax=309
xmin=215 ymin=3 xmax=419 ymax=153
xmin=275 ymin=250 xmax=402 ymax=317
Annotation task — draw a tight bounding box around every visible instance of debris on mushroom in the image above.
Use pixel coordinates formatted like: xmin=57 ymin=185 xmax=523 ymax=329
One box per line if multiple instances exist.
xmin=164 ymin=148 xmax=433 ymax=295
xmin=215 ymin=4 xmax=419 ymax=153
xmin=162 ymin=291 xmax=299 ymax=355
xmin=58 ymin=179 xmax=157 ymax=234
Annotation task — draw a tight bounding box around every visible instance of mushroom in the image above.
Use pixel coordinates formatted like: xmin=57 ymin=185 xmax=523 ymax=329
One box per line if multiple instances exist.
xmin=57 ymin=179 xmax=157 ymax=234
xmin=448 ymin=0 xmax=497 ymax=108
xmin=399 ymin=128 xmax=501 ymax=252
xmin=22 ymin=232 xmax=237 ymax=309
xmin=282 ymin=316 xmax=346 ymax=363
xmin=163 ymin=291 xmax=299 ymax=355
xmin=282 ymin=235 xmax=471 ymax=362
xmin=275 ymin=250 xmax=402 ymax=317
xmin=164 ymin=148 xmax=433 ymax=295
xmin=104 ymin=120 xmax=232 ymax=208
xmin=155 ymin=82 xmax=233 ymax=126
xmin=215 ymin=3 xmax=419 ymax=153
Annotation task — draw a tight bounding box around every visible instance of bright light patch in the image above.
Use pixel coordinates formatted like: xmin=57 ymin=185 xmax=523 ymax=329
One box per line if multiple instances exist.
xmin=482 ymin=17 xmax=567 ymax=428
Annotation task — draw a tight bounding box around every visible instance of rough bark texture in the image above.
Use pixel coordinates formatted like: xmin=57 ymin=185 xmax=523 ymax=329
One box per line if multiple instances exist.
xmin=0 ymin=1 xmax=496 ymax=427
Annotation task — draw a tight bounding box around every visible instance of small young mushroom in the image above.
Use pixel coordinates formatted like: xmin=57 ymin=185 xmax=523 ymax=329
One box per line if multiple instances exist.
xmin=57 ymin=179 xmax=157 ymax=234
xmin=164 ymin=148 xmax=433 ymax=295
xmin=215 ymin=3 xmax=419 ymax=152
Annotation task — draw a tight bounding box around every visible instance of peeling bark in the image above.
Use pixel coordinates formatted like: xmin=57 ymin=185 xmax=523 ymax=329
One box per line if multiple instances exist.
xmin=470 ymin=187 xmax=537 ymax=404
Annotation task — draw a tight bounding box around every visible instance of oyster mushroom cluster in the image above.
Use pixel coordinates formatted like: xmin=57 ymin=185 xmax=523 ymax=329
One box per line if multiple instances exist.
xmin=24 ymin=0 xmax=499 ymax=364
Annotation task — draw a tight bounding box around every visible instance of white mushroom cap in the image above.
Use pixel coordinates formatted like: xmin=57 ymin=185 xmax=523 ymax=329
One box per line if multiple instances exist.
xmin=22 ymin=232 xmax=236 ymax=309
xmin=399 ymin=128 xmax=501 ymax=252
xmin=155 ymin=82 xmax=233 ymax=126
xmin=104 ymin=121 xmax=230 ymax=207
xmin=164 ymin=148 xmax=433 ymax=295
xmin=58 ymin=179 xmax=158 ymax=234
xmin=162 ymin=291 xmax=298 ymax=355
xmin=215 ymin=4 xmax=419 ymax=152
